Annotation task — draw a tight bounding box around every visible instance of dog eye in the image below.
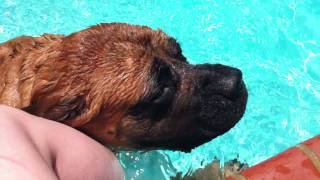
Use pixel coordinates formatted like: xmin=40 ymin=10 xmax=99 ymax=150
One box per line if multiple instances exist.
xmin=149 ymin=59 xmax=176 ymax=104
xmin=127 ymin=58 xmax=178 ymax=120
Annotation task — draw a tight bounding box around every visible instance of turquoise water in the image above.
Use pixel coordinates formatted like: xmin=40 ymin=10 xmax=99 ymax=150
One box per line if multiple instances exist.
xmin=1 ymin=0 xmax=320 ymax=179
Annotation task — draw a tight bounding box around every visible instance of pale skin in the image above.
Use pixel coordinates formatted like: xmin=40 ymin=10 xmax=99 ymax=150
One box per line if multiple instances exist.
xmin=0 ymin=105 xmax=124 ymax=180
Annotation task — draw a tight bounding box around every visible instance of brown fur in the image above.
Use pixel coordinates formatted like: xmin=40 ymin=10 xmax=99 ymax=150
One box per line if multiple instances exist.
xmin=0 ymin=23 xmax=247 ymax=151
xmin=0 ymin=23 xmax=184 ymax=147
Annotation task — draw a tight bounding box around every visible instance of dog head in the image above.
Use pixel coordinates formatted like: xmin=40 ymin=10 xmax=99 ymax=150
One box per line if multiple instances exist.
xmin=25 ymin=23 xmax=248 ymax=152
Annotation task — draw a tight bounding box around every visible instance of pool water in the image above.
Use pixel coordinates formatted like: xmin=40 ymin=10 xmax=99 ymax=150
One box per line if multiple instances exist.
xmin=1 ymin=0 xmax=320 ymax=179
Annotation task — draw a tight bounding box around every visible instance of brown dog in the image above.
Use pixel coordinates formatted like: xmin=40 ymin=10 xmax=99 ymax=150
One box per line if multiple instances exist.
xmin=0 ymin=23 xmax=247 ymax=152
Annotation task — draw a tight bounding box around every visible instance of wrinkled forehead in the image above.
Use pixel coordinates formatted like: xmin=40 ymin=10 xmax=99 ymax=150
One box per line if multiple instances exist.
xmin=76 ymin=23 xmax=185 ymax=60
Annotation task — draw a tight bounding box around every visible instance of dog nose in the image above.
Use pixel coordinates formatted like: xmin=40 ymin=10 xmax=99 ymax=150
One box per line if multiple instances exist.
xmin=217 ymin=69 xmax=242 ymax=100
xmin=198 ymin=64 xmax=243 ymax=100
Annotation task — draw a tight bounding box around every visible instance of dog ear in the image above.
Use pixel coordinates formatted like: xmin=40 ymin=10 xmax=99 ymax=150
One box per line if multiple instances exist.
xmin=22 ymin=96 xmax=86 ymax=123
xmin=47 ymin=96 xmax=87 ymax=122
xmin=22 ymin=95 xmax=104 ymax=127
xmin=65 ymin=96 xmax=104 ymax=127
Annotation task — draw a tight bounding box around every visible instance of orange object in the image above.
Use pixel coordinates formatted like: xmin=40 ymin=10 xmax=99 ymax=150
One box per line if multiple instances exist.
xmin=227 ymin=135 xmax=320 ymax=180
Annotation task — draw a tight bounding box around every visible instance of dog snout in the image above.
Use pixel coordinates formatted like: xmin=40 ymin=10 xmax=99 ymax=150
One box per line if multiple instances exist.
xmin=197 ymin=64 xmax=243 ymax=101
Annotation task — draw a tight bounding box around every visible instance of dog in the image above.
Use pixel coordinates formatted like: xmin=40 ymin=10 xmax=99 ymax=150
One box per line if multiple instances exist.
xmin=0 ymin=23 xmax=248 ymax=152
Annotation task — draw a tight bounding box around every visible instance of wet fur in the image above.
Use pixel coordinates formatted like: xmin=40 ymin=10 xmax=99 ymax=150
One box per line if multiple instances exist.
xmin=0 ymin=23 xmax=185 ymax=147
xmin=0 ymin=23 xmax=247 ymax=151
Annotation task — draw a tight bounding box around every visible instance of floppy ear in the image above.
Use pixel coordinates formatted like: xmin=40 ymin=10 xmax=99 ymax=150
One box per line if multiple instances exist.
xmin=22 ymin=96 xmax=86 ymax=122
xmin=65 ymin=96 xmax=104 ymax=127
xmin=22 ymin=95 xmax=104 ymax=127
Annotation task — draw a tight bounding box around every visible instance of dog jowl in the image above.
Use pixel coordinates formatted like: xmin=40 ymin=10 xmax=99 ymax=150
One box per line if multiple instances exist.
xmin=0 ymin=23 xmax=248 ymax=152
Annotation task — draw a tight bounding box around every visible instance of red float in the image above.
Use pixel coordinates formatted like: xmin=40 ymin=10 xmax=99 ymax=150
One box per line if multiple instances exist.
xmin=227 ymin=135 xmax=320 ymax=180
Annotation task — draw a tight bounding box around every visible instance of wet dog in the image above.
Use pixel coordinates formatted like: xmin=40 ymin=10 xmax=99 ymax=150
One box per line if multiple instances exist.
xmin=0 ymin=23 xmax=247 ymax=152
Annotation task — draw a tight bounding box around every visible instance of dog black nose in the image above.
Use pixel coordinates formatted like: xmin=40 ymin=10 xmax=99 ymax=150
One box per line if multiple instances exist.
xmin=198 ymin=64 xmax=243 ymax=100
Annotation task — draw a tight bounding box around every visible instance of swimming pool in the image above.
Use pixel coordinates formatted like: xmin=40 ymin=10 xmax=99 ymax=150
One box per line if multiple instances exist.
xmin=1 ymin=0 xmax=319 ymax=179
